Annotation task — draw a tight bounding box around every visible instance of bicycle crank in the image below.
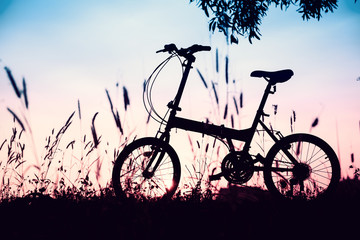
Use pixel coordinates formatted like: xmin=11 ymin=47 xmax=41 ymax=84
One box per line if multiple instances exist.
xmin=221 ymin=151 xmax=254 ymax=185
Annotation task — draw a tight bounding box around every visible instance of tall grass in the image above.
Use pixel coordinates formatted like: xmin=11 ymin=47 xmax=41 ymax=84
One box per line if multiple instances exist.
xmin=1 ymin=52 xmax=358 ymax=202
xmin=187 ymin=47 xmax=351 ymax=195
xmin=183 ymin=49 xmax=252 ymax=196
xmin=0 ymin=66 xmax=134 ymax=201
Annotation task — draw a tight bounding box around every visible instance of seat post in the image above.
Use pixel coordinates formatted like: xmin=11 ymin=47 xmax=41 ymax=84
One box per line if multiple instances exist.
xmin=252 ymin=82 xmax=273 ymax=128
xmin=242 ymin=82 xmax=273 ymax=152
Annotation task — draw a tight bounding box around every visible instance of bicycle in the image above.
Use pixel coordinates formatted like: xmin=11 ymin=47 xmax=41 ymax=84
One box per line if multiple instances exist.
xmin=112 ymin=43 xmax=340 ymax=201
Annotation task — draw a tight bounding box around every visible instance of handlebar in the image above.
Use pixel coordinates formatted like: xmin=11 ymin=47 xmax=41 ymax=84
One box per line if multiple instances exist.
xmin=156 ymin=43 xmax=211 ymax=60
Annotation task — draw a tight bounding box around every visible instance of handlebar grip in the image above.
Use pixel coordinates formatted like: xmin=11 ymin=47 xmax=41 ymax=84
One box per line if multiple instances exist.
xmin=191 ymin=44 xmax=211 ymax=52
xmin=200 ymin=45 xmax=211 ymax=51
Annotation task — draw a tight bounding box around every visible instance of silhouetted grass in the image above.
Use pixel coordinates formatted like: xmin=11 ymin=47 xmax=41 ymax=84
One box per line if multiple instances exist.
xmin=196 ymin=68 xmax=208 ymax=88
xmin=0 ymin=179 xmax=359 ymax=240
xmin=106 ymin=89 xmax=124 ymax=134
xmin=4 ymin=66 xmax=21 ymax=98
xmin=1 ymin=67 xmax=128 ymax=199
xmin=7 ymin=108 xmax=25 ymax=131
xmin=1 ymin=56 xmax=359 ymax=240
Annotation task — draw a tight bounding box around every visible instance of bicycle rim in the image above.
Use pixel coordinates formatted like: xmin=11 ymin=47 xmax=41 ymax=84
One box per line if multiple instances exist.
xmin=264 ymin=134 xmax=340 ymax=200
xmin=112 ymin=138 xmax=181 ymax=201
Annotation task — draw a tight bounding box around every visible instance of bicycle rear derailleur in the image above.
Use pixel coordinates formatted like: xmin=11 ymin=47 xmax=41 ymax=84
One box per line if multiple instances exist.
xmin=209 ymin=151 xmax=254 ymax=185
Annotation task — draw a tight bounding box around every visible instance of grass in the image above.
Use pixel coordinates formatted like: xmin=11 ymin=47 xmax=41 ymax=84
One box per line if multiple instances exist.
xmin=1 ymin=67 xmax=116 ymax=199
xmin=1 ymin=53 xmax=360 ymax=239
xmin=0 ymin=179 xmax=360 ymax=239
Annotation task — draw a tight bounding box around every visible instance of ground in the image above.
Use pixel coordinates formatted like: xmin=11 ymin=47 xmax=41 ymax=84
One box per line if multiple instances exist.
xmin=0 ymin=178 xmax=359 ymax=240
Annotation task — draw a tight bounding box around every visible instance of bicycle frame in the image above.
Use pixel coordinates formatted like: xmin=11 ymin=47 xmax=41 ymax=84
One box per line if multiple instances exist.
xmin=161 ymin=57 xmax=279 ymax=149
xmin=113 ymin=44 xmax=340 ymax=201
xmin=145 ymin=51 xmax=298 ymax=176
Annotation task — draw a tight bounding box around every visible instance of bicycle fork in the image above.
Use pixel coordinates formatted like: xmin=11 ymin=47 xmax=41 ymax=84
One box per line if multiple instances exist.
xmin=142 ymin=142 xmax=167 ymax=179
xmin=142 ymin=57 xmax=195 ymax=179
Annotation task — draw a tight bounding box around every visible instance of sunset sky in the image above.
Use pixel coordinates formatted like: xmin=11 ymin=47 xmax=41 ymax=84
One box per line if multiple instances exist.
xmin=1 ymin=0 xmax=359 ymax=181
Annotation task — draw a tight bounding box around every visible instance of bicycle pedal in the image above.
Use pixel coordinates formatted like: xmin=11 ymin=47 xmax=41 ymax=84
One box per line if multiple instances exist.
xmin=255 ymin=154 xmax=266 ymax=164
xmin=209 ymin=173 xmax=223 ymax=181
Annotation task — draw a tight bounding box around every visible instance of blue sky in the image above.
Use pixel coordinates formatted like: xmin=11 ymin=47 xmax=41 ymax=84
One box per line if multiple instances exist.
xmin=1 ymin=0 xmax=360 ymax=178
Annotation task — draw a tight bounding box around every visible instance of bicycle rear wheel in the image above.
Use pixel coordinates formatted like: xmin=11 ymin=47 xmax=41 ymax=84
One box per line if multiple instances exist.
xmin=264 ymin=134 xmax=340 ymax=200
xmin=112 ymin=137 xmax=181 ymax=201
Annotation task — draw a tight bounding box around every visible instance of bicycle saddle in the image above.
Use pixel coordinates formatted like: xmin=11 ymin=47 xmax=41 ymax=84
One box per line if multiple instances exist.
xmin=250 ymin=69 xmax=294 ymax=85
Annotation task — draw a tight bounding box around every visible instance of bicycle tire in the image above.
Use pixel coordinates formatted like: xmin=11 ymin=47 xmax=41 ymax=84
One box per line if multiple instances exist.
xmin=112 ymin=137 xmax=181 ymax=201
xmin=264 ymin=133 xmax=340 ymax=200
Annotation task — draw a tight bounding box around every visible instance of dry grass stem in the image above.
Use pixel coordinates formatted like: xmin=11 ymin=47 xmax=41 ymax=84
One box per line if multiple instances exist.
xmin=106 ymin=89 xmax=124 ymax=134
xmin=233 ymin=96 xmax=239 ymax=115
xmin=211 ymin=81 xmax=219 ymax=105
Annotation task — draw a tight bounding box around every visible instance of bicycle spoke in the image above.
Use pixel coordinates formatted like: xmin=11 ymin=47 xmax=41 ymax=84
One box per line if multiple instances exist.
xmin=264 ymin=134 xmax=340 ymax=200
xmin=312 ymin=171 xmax=332 ymax=181
xmin=313 ymin=165 xmax=332 ymax=172
xmin=308 ymin=177 xmax=329 ymax=188
xmin=113 ymin=138 xmax=181 ymax=200
xmin=270 ymin=167 xmax=293 ymax=172
xmin=312 ymin=160 xmax=331 ymax=171
xmin=307 ymin=149 xmax=325 ymax=165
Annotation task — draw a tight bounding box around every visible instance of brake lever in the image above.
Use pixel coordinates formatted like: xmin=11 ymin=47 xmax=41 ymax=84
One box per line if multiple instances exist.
xmin=156 ymin=43 xmax=178 ymax=54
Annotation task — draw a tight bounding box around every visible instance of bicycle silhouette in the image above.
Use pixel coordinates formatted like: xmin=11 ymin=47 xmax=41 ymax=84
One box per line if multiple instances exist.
xmin=112 ymin=44 xmax=340 ymax=201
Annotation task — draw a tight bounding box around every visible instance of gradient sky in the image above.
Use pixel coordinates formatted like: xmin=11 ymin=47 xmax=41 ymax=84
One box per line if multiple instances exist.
xmin=1 ymin=0 xmax=359 ymax=181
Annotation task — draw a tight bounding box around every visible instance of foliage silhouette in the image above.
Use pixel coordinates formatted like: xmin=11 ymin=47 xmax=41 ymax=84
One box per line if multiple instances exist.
xmin=190 ymin=0 xmax=358 ymax=43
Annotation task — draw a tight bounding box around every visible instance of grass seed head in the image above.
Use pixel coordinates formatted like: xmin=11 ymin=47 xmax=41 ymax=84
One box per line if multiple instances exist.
xmin=123 ymin=86 xmax=130 ymax=111
xmin=215 ymin=48 xmax=219 ymax=73
xmin=240 ymin=92 xmax=243 ymax=108
xmin=91 ymin=112 xmax=99 ymax=148
xmin=225 ymin=55 xmax=229 ymax=84
xmin=22 ymin=78 xmax=29 ymax=109
xmin=223 ymin=103 xmax=228 ymax=119
xmin=5 ymin=66 xmax=21 ymax=98
xmin=311 ymin=117 xmax=319 ymax=128
xmin=7 ymin=108 xmax=25 ymax=131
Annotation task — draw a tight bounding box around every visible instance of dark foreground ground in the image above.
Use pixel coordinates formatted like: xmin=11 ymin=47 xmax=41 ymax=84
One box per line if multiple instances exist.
xmin=1 ymin=178 xmax=360 ymax=240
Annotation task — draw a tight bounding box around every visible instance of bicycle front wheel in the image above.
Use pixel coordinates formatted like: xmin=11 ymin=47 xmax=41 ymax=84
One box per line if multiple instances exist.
xmin=264 ymin=134 xmax=340 ymax=200
xmin=112 ymin=137 xmax=181 ymax=201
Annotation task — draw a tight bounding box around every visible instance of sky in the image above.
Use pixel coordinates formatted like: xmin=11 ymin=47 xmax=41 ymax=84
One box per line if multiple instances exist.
xmin=0 ymin=0 xmax=360 ymax=188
